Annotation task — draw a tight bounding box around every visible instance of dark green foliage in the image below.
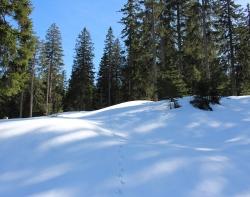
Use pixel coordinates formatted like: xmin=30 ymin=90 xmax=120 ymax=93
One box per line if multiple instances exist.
xmin=0 ymin=0 xmax=34 ymax=96
xmin=96 ymin=28 xmax=124 ymax=108
xmin=237 ymin=4 xmax=250 ymax=95
xmin=41 ymin=24 xmax=65 ymax=115
xmin=190 ymin=96 xmax=213 ymax=111
xmin=2 ymin=0 xmax=250 ymax=118
xmin=65 ymin=28 xmax=95 ymax=111
xmin=214 ymin=0 xmax=243 ymax=95
xmin=120 ymin=0 xmax=142 ymax=100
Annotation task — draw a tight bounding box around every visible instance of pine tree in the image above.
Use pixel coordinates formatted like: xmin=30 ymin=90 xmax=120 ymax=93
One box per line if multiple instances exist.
xmin=172 ymin=0 xmax=188 ymax=73
xmin=42 ymin=23 xmax=65 ymax=115
xmin=112 ymin=39 xmax=123 ymax=104
xmin=29 ymin=38 xmax=41 ymax=117
xmin=138 ymin=0 xmax=159 ymax=100
xmin=96 ymin=28 xmax=124 ymax=108
xmin=200 ymin=0 xmax=224 ymax=99
xmin=215 ymin=0 xmax=243 ymax=95
xmin=0 ymin=0 xmax=35 ymax=107
xmin=157 ymin=0 xmax=187 ymax=99
xmin=237 ymin=4 xmax=250 ymax=95
xmin=66 ymin=28 xmax=95 ymax=111
xmin=120 ymin=0 xmax=142 ymax=100
xmin=182 ymin=0 xmax=203 ymax=95
xmin=97 ymin=28 xmax=114 ymax=107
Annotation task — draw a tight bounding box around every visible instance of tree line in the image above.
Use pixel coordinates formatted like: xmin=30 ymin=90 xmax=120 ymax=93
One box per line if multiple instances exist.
xmin=0 ymin=0 xmax=250 ymax=118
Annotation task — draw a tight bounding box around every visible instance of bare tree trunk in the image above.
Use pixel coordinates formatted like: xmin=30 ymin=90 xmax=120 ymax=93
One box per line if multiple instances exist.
xmin=151 ymin=0 xmax=158 ymax=100
xmin=227 ymin=0 xmax=236 ymax=95
xmin=201 ymin=0 xmax=211 ymax=80
xmin=50 ymin=73 xmax=53 ymax=113
xmin=19 ymin=91 xmax=24 ymax=118
xmin=176 ymin=0 xmax=183 ymax=73
xmin=128 ymin=77 xmax=131 ymax=100
xmin=128 ymin=50 xmax=133 ymax=100
xmin=108 ymin=64 xmax=111 ymax=106
xmin=29 ymin=58 xmax=35 ymax=117
xmin=46 ymin=63 xmax=51 ymax=115
xmin=160 ymin=37 xmax=166 ymax=73
xmin=115 ymin=65 xmax=119 ymax=104
xmin=248 ymin=4 xmax=250 ymax=31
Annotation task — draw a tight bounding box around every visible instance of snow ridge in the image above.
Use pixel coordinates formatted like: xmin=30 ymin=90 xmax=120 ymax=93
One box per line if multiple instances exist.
xmin=0 ymin=96 xmax=250 ymax=197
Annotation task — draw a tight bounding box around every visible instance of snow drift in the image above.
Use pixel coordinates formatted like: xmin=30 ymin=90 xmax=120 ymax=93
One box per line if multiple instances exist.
xmin=0 ymin=97 xmax=250 ymax=197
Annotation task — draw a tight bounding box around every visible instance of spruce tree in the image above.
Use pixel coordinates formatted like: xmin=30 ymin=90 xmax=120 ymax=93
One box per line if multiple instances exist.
xmin=121 ymin=0 xmax=159 ymax=100
xmin=200 ymin=0 xmax=223 ymax=99
xmin=28 ymin=38 xmax=41 ymax=117
xmin=97 ymin=27 xmax=114 ymax=107
xmin=42 ymin=23 xmax=65 ymax=115
xmin=182 ymin=0 xmax=203 ymax=95
xmin=157 ymin=0 xmax=187 ymax=99
xmin=237 ymin=4 xmax=250 ymax=95
xmin=215 ymin=0 xmax=243 ymax=95
xmin=112 ymin=39 xmax=123 ymax=104
xmin=120 ymin=0 xmax=143 ymax=100
xmin=66 ymin=28 xmax=95 ymax=111
xmin=97 ymin=28 xmax=124 ymax=108
xmin=0 ymin=0 xmax=34 ymax=99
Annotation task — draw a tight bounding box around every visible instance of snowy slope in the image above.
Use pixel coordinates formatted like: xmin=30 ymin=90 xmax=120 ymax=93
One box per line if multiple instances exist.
xmin=0 ymin=97 xmax=250 ymax=197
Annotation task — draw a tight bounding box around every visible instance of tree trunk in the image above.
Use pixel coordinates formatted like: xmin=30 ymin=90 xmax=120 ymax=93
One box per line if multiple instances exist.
xmin=227 ymin=0 xmax=236 ymax=95
xmin=50 ymin=73 xmax=53 ymax=113
xmin=201 ymin=0 xmax=211 ymax=80
xmin=29 ymin=57 xmax=35 ymax=117
xmin=19 ymin=91 xmax=24 ymax=118
xmin=151 ymin=0 xmax=158 ymax=100
xmin=46 ymin=63 xmax=51 ymax=115
xmin=176 ymin=0 xmax=183 ymax=73
xmin=108 ymin=64 xmax=111 ymax=106
xmin=128 ymin=49 xmax=133 ymax=100
xmin=248 ymin=4 xmax=250 ymax=31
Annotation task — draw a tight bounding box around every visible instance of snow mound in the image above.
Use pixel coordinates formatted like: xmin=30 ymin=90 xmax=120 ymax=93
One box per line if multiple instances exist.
xmin=0 ymin=96 xmax=250 ymax=197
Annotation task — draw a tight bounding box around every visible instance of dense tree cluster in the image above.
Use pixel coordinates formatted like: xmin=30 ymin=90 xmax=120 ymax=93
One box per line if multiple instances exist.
xmin=0 ymin=0 xmax=250 ymax=118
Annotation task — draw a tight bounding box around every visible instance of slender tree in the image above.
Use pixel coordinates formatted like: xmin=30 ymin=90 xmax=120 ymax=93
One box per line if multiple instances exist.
xmin=215 ymin=0 xmax=242 ymax=95
xmin=29 ymin=38 xmax=41 ymax=117
xmin=42 ymin=24 xmax=64 ymax=115
xmin=97 ymin=27 xmax=115 ymax=107
xmin=120 ymin=0 xmax=142 ymax=100
xmin=66 ymin=28 xmax=95 ymax=111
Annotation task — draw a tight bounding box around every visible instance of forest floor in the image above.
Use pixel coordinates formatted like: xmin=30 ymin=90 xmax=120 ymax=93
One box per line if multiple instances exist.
xmin=0 ymin=96 xmax=250 ymax=197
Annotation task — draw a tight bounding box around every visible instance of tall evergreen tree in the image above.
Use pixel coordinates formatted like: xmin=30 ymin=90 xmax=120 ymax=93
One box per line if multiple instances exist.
xmin=42 ymin=23 xmax=65 ymax=115
xmin=182 ymin=0 xmax=203 ymax=94
xmin=112 ymin=39 xmax=123 ymax=104
xmin=66 ymin=28 xmax=95 ymax=111
xmin=157 ymin=0 xmax=187 ymax=99
xmin=215 ymin=0 xmax=243 ymax=95
xmin=28 ymin=38 xmax=41 ymax=117
xmin=236 ymin=4 xmax=250 ymax=95
xmin=0 ymin=0 xmax=35 ymax=118
xmin=138 ymin=0 xmax=159 ymax=99
xmin=97 ymin=27 xmax=115 ymax=107
xmin=97 ymin=28 xmax=124 ymax=107
xmin=120 ymin=0 xmax=143 ymax=100
xmin=0 ymin=0 xmax=35 ymax=98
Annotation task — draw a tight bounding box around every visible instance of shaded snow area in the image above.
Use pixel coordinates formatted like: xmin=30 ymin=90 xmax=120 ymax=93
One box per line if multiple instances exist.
xmin=1 ymin=97 xmax=250 ymax=197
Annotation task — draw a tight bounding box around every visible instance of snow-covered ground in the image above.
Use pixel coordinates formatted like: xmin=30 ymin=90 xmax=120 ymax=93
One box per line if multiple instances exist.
xmin=0 ymin=97 xmax=250 ymax=197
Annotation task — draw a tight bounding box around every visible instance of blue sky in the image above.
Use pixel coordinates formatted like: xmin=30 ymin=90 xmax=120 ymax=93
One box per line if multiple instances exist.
xmin=31 ymin=0 xmax=248 ymax=79
xmin=31 ymin=0 xmax=126 ymax=78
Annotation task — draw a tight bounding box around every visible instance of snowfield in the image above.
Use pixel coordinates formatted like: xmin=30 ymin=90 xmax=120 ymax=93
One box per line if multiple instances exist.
xmin=0 ymin=97 xmax=250 ymax=197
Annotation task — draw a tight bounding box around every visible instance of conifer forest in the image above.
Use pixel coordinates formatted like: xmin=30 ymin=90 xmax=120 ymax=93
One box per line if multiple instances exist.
xmin=1 ymin=0 xmax=250 ymax=118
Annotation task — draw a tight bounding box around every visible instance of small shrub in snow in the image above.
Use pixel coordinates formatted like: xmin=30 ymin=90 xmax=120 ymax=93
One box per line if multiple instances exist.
xmin=169 ymin=98 xmax=181 ymax=109
xmin=190 ymin=96 xmax=213 ymax=111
